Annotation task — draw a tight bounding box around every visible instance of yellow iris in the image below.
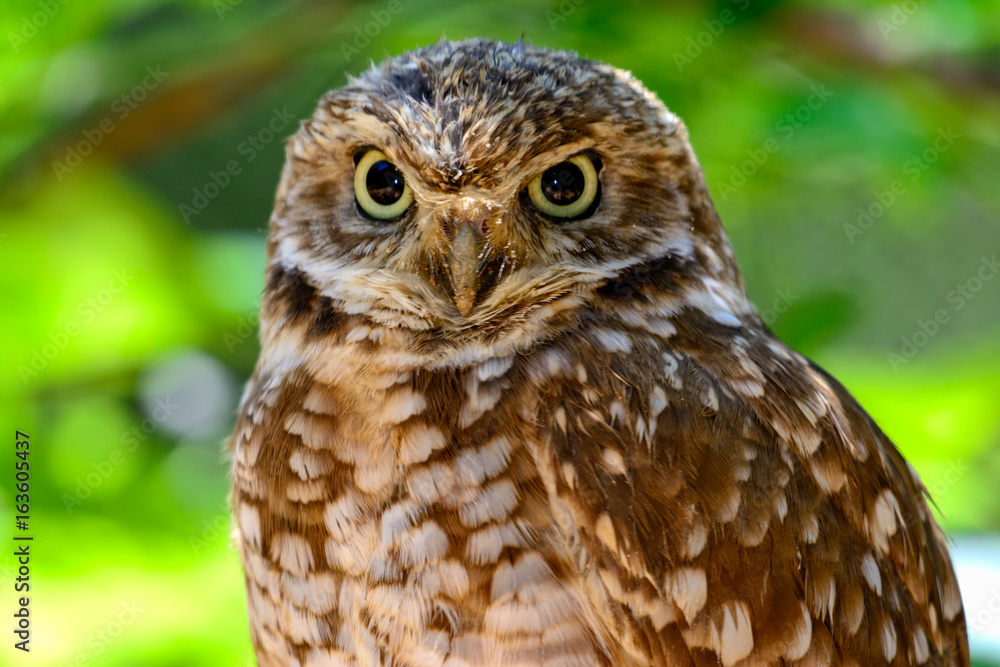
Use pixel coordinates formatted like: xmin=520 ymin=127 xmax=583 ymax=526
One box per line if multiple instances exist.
xmin=527 ymin=154 xmax=599 ymax=219
xmin=354 ymin=149 xmax=413 ymax=220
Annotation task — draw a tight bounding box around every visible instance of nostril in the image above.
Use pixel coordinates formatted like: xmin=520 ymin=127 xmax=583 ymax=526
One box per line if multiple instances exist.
xmin=469 ymin=213 xmax=488 ymax=237
xmin=442 ymin=215 xmax=488 ymax=238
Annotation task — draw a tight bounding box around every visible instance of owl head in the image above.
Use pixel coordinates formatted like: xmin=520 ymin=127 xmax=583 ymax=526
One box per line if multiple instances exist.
xmin=264 ymin=38 xmax=751 ymax=363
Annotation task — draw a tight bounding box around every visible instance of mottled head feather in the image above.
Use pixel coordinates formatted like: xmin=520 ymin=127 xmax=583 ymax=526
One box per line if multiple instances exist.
xmin=265 ymin=38 xmax=748 ymax=364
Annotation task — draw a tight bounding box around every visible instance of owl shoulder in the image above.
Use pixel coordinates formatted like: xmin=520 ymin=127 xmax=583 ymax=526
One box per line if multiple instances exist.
xmin=524 ymin=325 xmax=968 ymax=664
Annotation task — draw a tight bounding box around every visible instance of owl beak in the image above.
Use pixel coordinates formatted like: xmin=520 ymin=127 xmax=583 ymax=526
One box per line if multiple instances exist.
xmin=449 ymin=222 xmax=482 ymax=317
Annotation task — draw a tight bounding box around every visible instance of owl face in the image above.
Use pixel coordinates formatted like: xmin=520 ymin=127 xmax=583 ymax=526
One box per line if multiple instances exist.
xmin=267 ymin=39 xmax=743 ymax=354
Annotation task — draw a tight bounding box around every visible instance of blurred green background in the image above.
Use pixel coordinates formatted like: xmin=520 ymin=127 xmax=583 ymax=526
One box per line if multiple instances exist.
xmin=1 ymin=0 xmax=999 ymax=664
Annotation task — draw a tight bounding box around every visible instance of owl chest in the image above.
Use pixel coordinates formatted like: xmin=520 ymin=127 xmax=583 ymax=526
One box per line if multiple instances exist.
xmin=254 ymin=379 xmax=615 ymax=664
xmin=321 ymin=427 xmax=523 ymax=585
xmin=317 ymin=404 xmax=549 ymax=588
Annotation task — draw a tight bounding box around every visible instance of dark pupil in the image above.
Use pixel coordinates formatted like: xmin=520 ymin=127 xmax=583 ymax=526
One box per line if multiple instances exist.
xmin=541 ymin=161 xmax=585 ymax=205
xmin=366 ymin=160 xmax=405 ymax=205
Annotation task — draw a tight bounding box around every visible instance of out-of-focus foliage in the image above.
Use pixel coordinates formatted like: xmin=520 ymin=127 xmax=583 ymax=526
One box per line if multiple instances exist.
xmin=1 ymin=0 xmax=998 ymax=664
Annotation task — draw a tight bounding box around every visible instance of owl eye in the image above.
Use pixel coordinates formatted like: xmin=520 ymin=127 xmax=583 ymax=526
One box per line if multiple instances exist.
xmin=354 ymin=149 xmax=414 ymax=220
xmin=527 ymin=154 xmax=600 ymax=220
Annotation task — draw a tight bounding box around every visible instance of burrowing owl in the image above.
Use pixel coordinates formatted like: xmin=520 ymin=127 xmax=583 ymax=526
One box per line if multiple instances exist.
xmin=228 ymin=39 xmax=969 ymax=666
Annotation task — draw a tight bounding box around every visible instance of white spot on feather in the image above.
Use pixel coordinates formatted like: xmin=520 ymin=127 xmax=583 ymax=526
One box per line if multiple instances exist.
xmin=913 ymin=627 xmax=930 ymax=664
xmin=324 ymin=493 xmax=361 ymax=541
xmin=554 ymin=406 xmax=567 ymax=433
xmin=354 ymin=461 xmax=394 ymax=493
xmin=715 ymin=487 xmax=741 ymax=523
xmin=862 ymin=553 xmax=882 ymax=595
xmin=871 ymin=490 xmax=900 ymax=553
xmin=460 ymin=478 xmax=519 ymax=527
xmin=417 ymin=559 xmax=470 ymax=599
xmin=712 ymin=310 xmax=742 ymax=328
xmin=685 ymin=520 xmax=707 ymax=558
xmin=784 ymin=601 xmax=812 ymax=660
xmin=608 ymin=400 xmax=626 ymax=425
xmin=661 ymin=352 xmax=682 ymax=389
xmin=800 ymin=513 xmax=819 ymax=543
xmin=649 ymin=385 xmax=668 ymax=417
xmin=400 ymin=521 xmax=449 ymax=567
xmin=791 ymin=425 xmax=822 ymax=455
xmin=239 ymin=503 xmax=261 ymax=549
xmin=774 ymin=493 xmax=788 ymax=521
xmin=730 ymin=378 xmax=764 ymax=397
xmin=562 ymin=462 xmax=577 ymax=489
xmin=882 ymin=619 xmax=898 ymax=662
xmin=289 ymin=449 xmax=331 ymax=480
xmin=602 ymin=448 xmax=627 ymax=476
xmin=287 ymin=479 xmax=326 ymax=503
xmin=477 ymin=436 xmax=512 ymax=479
xmin=465 ymin=520 xmax=531 ymax=564
xmin=381 ymin=500 xmax=419 ymax=546
xmin=644 ymin=317 xmax=677 ymax=338
xmin=398 ymin=423 xmax=448 ymax=465
xmin=345 ymin=325 xmax=371 ymax=343
xmin=942 ymin=577 xmax=962 ymax=621
xmin=719 ymin=601 xmax=754 ymax=666
xmin=810 ymin=460 xmax=847 ymax=494
xmin=460 ymin=377 xmax=504 ymax=427
xmin=592 ymin=328 xmax=632 ymax=353
xmin=595 ymin=513 xmax=618 ymax=553
xmin=843 ymin=588 xmax=865 ymax=635
xmin=381 ymin=387 xmax=426 ymax=424
xmin=476 ymin=356 xmax=513 ymax=381
xmin=407 ymin=463 xmax=455 ymax=504
xmin=273 ymin=532 xmax=314 ymax=575
xmin=635 ymin=415 xmax=648 ymax=442
xmin=528 ymin=347 xmax=571 ymax=384
xmin=665 ymin=567 xmax=707 ymax=623
xmin=810 ymin=571 xmax=836 ymax=621
xmin=284 ymin=571 xmax=338 ymax=615
xmin=702 ymin=386 xmax=719 ymax=412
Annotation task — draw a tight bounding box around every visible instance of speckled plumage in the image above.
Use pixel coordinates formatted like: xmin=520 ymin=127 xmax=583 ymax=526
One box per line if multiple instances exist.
xmin=228 ymin=38 xmax=969 ymax=666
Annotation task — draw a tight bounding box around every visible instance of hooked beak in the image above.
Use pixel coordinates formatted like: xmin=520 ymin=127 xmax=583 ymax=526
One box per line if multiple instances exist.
xmin=443 ymin=198 xmax=495 ymax=317
xmin=449 ymin=222 xmax=483 ymax=317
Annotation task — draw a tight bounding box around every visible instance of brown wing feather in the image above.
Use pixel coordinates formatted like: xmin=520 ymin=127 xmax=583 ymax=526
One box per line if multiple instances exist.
xmin=532 ymin=308 xmax=969 ymax=666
